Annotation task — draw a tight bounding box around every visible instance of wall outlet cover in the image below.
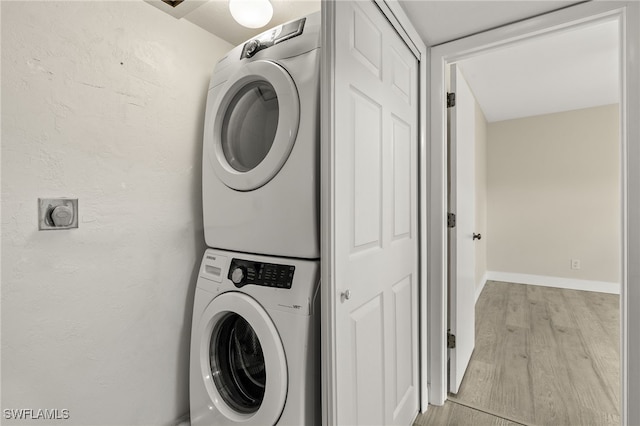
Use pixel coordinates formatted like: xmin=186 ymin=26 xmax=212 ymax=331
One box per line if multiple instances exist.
xmin=38 ymin=198 xmax=78 ymax=230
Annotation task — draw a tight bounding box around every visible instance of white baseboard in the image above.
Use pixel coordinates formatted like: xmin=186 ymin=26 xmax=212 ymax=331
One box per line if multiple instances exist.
xmin=486 ymin=271 xmax=620 ymax=295
xmin=475 ymin=272 xmax=488 ymax=303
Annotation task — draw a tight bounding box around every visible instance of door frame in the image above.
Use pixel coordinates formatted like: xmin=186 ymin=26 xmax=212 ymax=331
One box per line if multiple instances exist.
xmin=426 ymin=2 xmax=640 ymax=425
xmin=320 ymin=0 xmax=428 ymax=422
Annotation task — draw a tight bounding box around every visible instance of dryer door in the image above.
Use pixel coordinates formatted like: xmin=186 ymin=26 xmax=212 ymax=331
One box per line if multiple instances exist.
xmin=206 ymin=60 xmax=300 ymax=191
xmin=198 ymin=291 xmax=287 ymax=424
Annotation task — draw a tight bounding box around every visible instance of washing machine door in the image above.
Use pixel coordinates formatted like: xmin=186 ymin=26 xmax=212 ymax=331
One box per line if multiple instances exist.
xmin=198 ymin=291 xmax=287 ymax=424
xmin=207 ymin=60 xmax=300 ymax=191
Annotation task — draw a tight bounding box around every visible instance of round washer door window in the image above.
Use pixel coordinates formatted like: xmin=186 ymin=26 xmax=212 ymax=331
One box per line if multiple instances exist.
xmin=208 ymin=60 xmax=300 ymax=191
xmin=199 ymin=292 xmax=287 ymax=424
xmin=210 ymin=312 xmax=266 ymax=413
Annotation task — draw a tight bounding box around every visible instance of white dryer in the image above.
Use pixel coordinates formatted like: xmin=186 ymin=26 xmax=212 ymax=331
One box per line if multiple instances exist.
xmin=202 ymin=13 xmax=321 ymax=259
xmin=189 ymin=248 xmax=320 ymax=426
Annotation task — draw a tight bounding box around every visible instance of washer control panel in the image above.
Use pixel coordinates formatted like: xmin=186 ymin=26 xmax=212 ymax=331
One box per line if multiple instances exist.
xmin=241 ymin=17 xmax=306 ymax=59
xmin=228 ymin=258 xmax=295 ymax=289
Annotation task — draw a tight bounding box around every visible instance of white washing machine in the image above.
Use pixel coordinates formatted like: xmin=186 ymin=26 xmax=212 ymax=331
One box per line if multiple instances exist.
xmin=189 ymin=248 xmax=320 ymax=426
xmin=202 ymin=13 xmax=321 ymax=259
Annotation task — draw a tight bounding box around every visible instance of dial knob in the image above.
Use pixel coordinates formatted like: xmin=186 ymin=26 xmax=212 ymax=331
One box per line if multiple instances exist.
xmin=231 ymin=267 xmax=245 ymax=285
xmin=245 ymin=40 xmax=261 ymax=57
xmin=50 ymin=205 xmax=74 ymax=227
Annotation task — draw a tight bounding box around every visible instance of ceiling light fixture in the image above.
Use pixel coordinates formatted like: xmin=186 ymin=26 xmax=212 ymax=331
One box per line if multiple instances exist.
xmin=229 ymin=0 xmax=273 ymax=29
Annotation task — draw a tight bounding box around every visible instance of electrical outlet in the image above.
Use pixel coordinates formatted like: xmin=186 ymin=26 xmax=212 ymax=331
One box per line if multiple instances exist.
xmin=571 ymin=259 xmax=581 ymax=270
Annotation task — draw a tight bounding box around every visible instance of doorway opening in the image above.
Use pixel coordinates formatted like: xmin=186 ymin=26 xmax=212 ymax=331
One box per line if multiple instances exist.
xmin=447 ymin=17 xmax=621 ymax=426
xmin=424 ymin=2 xmax=639 ymax=424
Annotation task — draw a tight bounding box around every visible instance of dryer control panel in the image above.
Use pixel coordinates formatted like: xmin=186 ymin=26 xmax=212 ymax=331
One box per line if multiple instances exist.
xmin=228 ymin=258 xmax=295 ymax=289
xmin=241 ymin=17 xmax=306 ymax=59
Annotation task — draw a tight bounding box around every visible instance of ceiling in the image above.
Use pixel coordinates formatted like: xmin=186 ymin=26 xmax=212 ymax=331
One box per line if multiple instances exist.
xmin=146 ymin=0 xmax=618 ymax=122
xmin=155 ymin=0 xmax=584 ymax=47
xmin=398 ymin=1 xmax=582 ymax=46
xmin=458 ymin=19 xmax=620 ymax=122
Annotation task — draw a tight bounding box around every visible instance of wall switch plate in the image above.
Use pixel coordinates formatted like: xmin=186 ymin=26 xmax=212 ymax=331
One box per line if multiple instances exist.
xmin=38 ymin=198 xmax=78 ymax=230
xmin=571 ymin=259 xmax=581 ymax=270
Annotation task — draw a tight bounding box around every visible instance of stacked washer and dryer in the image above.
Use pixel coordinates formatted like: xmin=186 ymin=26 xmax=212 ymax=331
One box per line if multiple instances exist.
xmin=189 ymin=13 xmax=321 ymax=426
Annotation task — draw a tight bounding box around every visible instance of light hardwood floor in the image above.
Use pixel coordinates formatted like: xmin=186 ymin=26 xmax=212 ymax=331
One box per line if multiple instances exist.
xmin=414 ymin=400 xmax=524 ymax=426
xmin=415 ymin=281 xmax=620 ymax=425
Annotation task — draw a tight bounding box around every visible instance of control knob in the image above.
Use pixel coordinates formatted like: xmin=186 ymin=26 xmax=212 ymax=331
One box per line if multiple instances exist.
xmin=231 ymin=266 xmax=246 ymax=285
xmin=245 ymin=39 xmax=261 ymax=57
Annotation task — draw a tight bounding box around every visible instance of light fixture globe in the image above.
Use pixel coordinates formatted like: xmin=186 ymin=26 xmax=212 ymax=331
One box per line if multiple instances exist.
xmin=229 ymin=0 xmax=274 ymax=29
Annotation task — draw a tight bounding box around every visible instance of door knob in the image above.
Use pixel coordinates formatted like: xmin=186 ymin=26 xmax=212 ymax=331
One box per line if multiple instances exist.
xmin=341 ymin=289 xmax=351 ymax=301
xmin=473 ymin=233 xmax=482 ymax=241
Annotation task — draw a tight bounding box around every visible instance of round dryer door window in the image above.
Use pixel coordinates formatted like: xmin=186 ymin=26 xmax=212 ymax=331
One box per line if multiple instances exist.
xmin=209 ymin=60 xmax=300 ymax=191
xmin=198 ymin=291 xmax=287 ymax=424
xmin=221 ymin=81 xmax=279 ymax=173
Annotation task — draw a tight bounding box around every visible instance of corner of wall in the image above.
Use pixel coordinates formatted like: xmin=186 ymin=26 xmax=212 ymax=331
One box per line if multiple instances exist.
xmin=475 ymin=272 xmax=488 ymax=304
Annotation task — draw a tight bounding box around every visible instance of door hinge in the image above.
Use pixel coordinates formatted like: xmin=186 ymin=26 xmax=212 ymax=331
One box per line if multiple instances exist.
xmin=447 ymin=213 xmax=456 ymax=228
xmin=447 ymin=332 xmax=456 ymax=349
xmin=447 ymin=92 xmax=456 ymax=108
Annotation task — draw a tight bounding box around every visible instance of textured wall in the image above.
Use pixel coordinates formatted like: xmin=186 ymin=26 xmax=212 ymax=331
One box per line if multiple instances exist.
xmin=1 ymin=1 xmax=231 ymax=425
xmin=487 ymin=104 xmax=620 ymax=285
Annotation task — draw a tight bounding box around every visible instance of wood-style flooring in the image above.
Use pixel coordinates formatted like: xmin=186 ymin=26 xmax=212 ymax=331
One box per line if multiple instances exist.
xmin=415 ymin=281 xmax=620 ymax=426
xmin=414 ymin=399 xmax=524 ymax=426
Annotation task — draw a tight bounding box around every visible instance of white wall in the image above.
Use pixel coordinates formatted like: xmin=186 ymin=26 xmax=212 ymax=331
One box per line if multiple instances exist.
xmin=1 ymin=2 xmax=232 ymax=425
xmin=486 ymin=104 xmax=620 ymax=291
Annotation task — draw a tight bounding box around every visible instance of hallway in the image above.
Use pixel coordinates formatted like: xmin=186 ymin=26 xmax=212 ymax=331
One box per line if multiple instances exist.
xmin=416 ymin=281 xmax=620 ymax=425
